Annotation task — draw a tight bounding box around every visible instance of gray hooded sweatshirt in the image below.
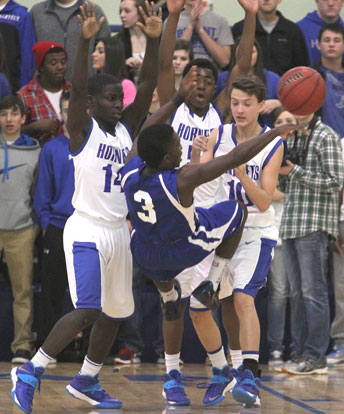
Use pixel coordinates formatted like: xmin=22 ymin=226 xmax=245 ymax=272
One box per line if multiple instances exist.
xmin=0 ymin=133 xmax=40 ymax=232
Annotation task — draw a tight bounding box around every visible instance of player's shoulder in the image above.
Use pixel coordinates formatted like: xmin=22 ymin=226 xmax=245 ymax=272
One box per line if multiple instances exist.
xmin=121 ymin=156 xmax=142 ymax=184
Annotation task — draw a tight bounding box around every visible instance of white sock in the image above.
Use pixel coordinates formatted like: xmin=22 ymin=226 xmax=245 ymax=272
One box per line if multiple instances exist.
xmin=208 ymin=346 xmax=227 ymax=369
xmin=230 ymin=349 xmax=243 ymax=369
xmin=242 ymin=351 xmax=259 ymax=362
xmin=160 ymin=287 xmax=178 ymax=303
xmin=79 ymin=356 xmax=102 ymax=377
xmin=206 ymin=255 xmax=229 ymax=290
xmin=165 ymin=352 xmax=181 ymax=373
xmin=31 ymin=348 xmax=53 ymax=369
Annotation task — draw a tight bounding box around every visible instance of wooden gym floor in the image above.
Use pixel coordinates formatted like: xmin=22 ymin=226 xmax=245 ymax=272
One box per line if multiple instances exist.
xmin=0 ymin=361 xmax=343 ymax=414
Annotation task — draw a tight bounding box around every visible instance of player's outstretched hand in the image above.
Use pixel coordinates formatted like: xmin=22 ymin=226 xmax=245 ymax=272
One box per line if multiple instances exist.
xmin=136 ymin=1 xmax=163 ymax=39
xmin=179 ymin=65 xmax=197 ymax=100
xmin=274 ymin=123 xmax=303 ymax=139
xmin=166 ymin=0 xmax=185 ymax=15
xmin=238 ymin=0 xmax=258 ymax=14
xmin=234 ymin=164 xmax=247 ymax=180
xmin=190 ymin=135 xmax=208 ymax=163
xmin=78 ymin=1 xmax=104 ymax=40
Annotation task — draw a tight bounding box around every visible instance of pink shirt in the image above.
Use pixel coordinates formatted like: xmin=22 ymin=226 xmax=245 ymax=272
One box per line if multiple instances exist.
xmin=122 ymin=78 xmax=136 ymax=108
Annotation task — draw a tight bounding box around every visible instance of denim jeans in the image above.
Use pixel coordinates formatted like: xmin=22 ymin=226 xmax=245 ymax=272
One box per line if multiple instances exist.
xmin=282 ymin=231 xmax=330 ymax=359
xmin=330 ymin=221 xmax=344 ymax=348
xmin=267 ymin=246 xmax=289 ymax=353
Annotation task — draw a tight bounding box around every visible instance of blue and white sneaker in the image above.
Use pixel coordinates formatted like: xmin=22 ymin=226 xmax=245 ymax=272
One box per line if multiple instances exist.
xmin=232 ymin=369 xmax=261 ymax=408
xmin=230 ymin=364 xmax=243 ymax=385
xmin=66 ymin=374 xmax=122 ymax=408
xmin=203 ymin=365 xmax=236 ymax=406
xmin=11 ymin=361 xmax=44 ymax=414
xmin=162 ymin=370 xmax=190 ymax=406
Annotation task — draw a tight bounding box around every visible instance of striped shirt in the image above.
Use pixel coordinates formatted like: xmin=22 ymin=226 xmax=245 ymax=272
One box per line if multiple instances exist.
xmin=280 ymin=119 xmax=344 ymax=240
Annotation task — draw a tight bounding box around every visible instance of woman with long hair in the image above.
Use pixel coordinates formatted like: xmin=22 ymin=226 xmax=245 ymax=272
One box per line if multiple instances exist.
xmin=115 ymin=0 xmax=148 ymax=83
xmin=92 ymin=36 xmax=136 ymax=107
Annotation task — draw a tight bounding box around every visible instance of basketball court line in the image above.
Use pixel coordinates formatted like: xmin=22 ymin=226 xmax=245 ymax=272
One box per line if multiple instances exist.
xmin=260 ymin=383 xmax=328 ymax=414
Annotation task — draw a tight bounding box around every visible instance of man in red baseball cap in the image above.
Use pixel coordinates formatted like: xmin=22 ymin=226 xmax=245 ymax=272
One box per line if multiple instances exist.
xmin=17 ymin=40 xmax=71 ymax=146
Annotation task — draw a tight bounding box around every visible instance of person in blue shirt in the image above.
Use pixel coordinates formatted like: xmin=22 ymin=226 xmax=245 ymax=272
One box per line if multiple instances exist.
xmin=33 ymin=91 xmax=75 ymax=356
xmin=0 ymin=0 xmax=36 ymax=91
xmin=313 ymin=23 xmax=344 ymax=138
xmin=297 ymin=0 xmax=344 ymax=65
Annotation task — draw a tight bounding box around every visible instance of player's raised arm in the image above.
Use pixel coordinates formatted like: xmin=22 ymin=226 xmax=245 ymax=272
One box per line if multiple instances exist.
xmin=125 ymin=66 xmax=197 ymax=164
xmin=121 ymin=1 xmax=162 ymax=137
xmin=157 ymin=0 xmax=186 ymax=106
xmin=177 ymin=124 xmax=298 ymax=205
xmin=67 ymin=2 xmax=104 ymax=153
xmin=215 ymin=0 xmax=258 ymax=119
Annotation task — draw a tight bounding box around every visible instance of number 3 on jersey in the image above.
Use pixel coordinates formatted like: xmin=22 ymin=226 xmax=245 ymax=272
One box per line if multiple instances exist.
xmin=134 ymin=190 xmax=157 ymax=224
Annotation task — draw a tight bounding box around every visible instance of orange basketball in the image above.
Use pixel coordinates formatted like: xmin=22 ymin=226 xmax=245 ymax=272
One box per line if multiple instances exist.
xmin=277 ymin=67 xmax=326 ymax=116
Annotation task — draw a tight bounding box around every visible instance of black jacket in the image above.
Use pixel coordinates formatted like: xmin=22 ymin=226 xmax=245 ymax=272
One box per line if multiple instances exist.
xmin=232 ymin=11 xmax=309 ymax=76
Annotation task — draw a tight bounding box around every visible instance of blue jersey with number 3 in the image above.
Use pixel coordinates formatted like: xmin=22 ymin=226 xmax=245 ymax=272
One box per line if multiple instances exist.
xmin=121 ymin=155 xmax=197 ymax=244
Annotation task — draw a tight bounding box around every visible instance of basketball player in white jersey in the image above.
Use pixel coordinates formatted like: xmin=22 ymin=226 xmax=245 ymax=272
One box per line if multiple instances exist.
xmin=193 ymin=75 xmax=286 ymax=408
xmin=11 ymin=2 xmax=162 ymax=413
xmin=139 ymin=0 xmax=259 ymax=407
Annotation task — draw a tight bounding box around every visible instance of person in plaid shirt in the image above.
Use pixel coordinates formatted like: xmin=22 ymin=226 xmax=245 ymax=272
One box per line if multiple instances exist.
xmin=17 ymin=40 xmax=71 ymax=146
xmin=279 ymin=112 xmax=344 ymax=375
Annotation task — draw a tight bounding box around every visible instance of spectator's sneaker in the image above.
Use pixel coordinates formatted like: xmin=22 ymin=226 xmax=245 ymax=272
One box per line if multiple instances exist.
xmin=11 ymin=361 xmax=44 ymax=414
xmin=162 ymin=370 xmax=190 ymax=406
xmin=114 ymin=348 xmax=141 ymax=365
xmin=11 ymin=349 xmax=32 ymax=364
xmin=281 ymin=355 xmax=303 ymax=373
xmin=230 ymin=365 xmax=243 ymax=384
xmin=283 ymin=357 xmax=328 ymax=375
xmin=232 ymin=369 xmax=261 ymax=408
xmin=327 ymin=346 xmax=344 ymax=366
xmin=268 ymin=350 xmax=284 ymax=372
xmin=192 ymin=281 xmax=219 ymax=310
xmin=203 ymin=365 xmax=236 ymax=406
xmin=66 ymin=374 xmax=122 ymax=408
xmin=161 ymin=280 xmax=183 ymax=321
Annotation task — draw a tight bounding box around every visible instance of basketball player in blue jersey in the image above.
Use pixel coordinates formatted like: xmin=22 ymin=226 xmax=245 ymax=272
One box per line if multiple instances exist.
xmin=121 ymin=104 xmax=295 ymax=408
xmin=10 ymin=2 xmax=162 ymax=413
xmin=192 ymin=75 xmax=287 ymax=408
xmin=137 ymin=0 xmax=260 ymax=406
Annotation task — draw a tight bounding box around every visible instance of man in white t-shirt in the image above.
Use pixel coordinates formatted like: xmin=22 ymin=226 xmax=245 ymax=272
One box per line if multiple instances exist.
xmin=17 ymin=40 xmax=71 ymax=146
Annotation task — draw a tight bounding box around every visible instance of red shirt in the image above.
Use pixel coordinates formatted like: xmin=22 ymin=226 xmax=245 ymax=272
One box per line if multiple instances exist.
xmin=17 ymin=77 xmax=71 ymax=146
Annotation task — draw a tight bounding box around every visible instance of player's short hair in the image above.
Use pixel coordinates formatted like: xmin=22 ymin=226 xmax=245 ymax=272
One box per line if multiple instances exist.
xmin=318 ymin=22 xmax=344 ymax=42
xmin=0 ymin=95 xmax=25 ymax=116
xmin=183 ymin=58 xmax=218 ymax=83
xmin=88 ymin=73 xmax=121 ymax=96
xmin=175 ymin=39 xmax=194 ymax=61
xmin=137 ymin=124 xmax=175 ymax=169
xmin=230 ymin=75 xmax=266 ymax=102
